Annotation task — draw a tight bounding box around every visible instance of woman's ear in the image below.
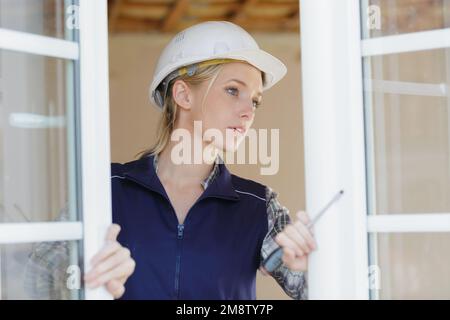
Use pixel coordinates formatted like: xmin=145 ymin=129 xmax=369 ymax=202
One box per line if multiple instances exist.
xmin=172 ymin=79 xmax=192 ymax=110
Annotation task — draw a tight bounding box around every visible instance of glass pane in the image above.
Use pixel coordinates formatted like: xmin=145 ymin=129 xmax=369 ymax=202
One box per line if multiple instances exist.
xmin=0 ymin=240 xmax=83 ymax=299
xmin=370 ymin=232 xmax=450 ymax=299
xmin=0 ymin=49 xmax=79 ymax=222
xmin=361 ymin=0 xmax=450 ymax=39
xmin=0 ymin=0 xmax=78 ymax=41
xmin=363 ymin=48 xmax=450 ymax=214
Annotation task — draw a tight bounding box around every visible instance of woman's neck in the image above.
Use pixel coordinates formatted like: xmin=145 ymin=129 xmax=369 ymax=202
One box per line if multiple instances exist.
xmin=156 ymin=139 xmax=217 ymax=189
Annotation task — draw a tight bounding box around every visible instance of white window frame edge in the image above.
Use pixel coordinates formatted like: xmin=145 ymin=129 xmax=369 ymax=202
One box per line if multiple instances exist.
xmin=0 ymin=28 xmax=79 ymax=60
xmin=300 ymin=0 xmax=369 ymax=299
xmin=0 ymin=1 xmax=112 ymax=300
xmin=79 ymin=0 xmax=113 ymax=300
xmin=364 ymin=79 xmax=448 ymax=97
xmin=361 ymin=28 xmax=450 ymax=57
xmin=0 ymin=7 xmax=81 ymax=300
xmin=0 ymin=28 xmax=82 ymax=244
xmin=367 ymin=214 xmax=450 ymax=233
xmin=0 ymin=222 xmax=82 ymax=243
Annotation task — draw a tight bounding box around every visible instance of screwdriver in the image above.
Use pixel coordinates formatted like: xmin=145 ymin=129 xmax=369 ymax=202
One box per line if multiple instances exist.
xmin=262 ymin=190 xmax=345 ymax=273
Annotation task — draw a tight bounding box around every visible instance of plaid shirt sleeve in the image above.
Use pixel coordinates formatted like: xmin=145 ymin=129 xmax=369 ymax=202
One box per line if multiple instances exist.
xmin=260 ymin=186 xmax=308 ymax=300
xmin=24 ymin=205 xmax=72 ymax=299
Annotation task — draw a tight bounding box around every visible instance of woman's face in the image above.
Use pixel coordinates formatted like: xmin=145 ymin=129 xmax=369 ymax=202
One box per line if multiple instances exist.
xmin=188 ymin=62 xmax=264 ymax=153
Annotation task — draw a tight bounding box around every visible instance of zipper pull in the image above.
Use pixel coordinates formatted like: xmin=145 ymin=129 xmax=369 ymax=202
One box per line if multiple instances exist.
xmin=177 ymin=224 xmax=184 ymax=239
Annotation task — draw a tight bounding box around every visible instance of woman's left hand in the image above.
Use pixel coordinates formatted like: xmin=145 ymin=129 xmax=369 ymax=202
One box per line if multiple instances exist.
xmin=273 ymin=211 xmax=317 ymax=272
xmin=84 ymin=224 xmax=136 ymax=299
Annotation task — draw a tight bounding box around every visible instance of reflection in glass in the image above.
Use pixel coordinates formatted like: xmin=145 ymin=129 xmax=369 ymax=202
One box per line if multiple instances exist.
xmin=0 ymin=240 xmax=83 ymax=299
xmin=0 ymin=49 xmax=78 ymax=222
xmin=0 ymin=0 xmax=78 ymax=41
xmin=361 ymin=0 xmax=450 ymax=39
xmin=363 ymin=48 xmax=450 ymax=214
xmin=370 ymin=232 xmax=450 ymax=299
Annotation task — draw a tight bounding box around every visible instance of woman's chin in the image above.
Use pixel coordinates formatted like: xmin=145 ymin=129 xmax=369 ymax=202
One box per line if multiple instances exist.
xmin=209 ymin=137 xmax=243 ymax=155
xmin=222 ymin=141 xmax=242 ymax=154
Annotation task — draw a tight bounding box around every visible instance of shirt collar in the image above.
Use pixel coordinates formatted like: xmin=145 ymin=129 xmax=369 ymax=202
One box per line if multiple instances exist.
xmin=153 ymin=153 xmax=222 ymax=190
xmin=123 ymin=153 xmax=239 ymax=203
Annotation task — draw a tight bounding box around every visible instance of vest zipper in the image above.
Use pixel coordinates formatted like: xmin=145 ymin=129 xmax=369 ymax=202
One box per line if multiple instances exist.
xmin=174 ymin=223 xmax=184 ymax=298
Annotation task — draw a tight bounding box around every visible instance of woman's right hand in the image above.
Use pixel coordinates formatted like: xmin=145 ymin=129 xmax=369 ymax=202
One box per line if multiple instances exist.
xmin=274 ymin=211 xmax=317 ymax=272
xmin=84 ymin=224 xmax=136 ymax=298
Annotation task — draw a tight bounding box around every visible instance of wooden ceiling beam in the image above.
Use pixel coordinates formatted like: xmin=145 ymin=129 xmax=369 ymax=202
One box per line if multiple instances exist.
xmin=230 ymin=0 xmax=260 ymax=23
xmin=112 ymin=17 xmax=161 ymax=33
xmin=283 ymin=9 xmax=299 ymax=30
xmin=246 ymin=3 xmax=298 ymax=17
xmin=111 ymin=18 xmax=299 ymax=34
xmin=161 ymin=0 xmax=191 ymax=32
xmin=120 ymin=2 xmax=169 ymax=20
xmin=176 ymin=18 xmax=299 ymax=33
xmin=183 ymin=14 xmax=296 ymax=24
xmin=109 ymin=0 xmax=125 ymax=33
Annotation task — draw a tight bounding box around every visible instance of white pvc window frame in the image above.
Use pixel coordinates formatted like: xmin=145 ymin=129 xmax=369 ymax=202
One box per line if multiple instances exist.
xmin=299 ymin=0 xmax=369 ymax=299
xmin=300 ymin=0 xmax=450 ymax=299
xmin=361 ymin=28 xmax=450 ymax=57
xmin=79 ymin=0 xmax=113 ymax=300
xmin=364 ymin=79 xmax=448 ymax=97
xmin=0 ymin=0 xmax=112 ymax=300
xmin=361 ymin=22 xmax=450 ymax=233
xmin=0 ymin=29 xmax=79 ymax=60
xmin=0 ymin=223 xmax=83 ymax=243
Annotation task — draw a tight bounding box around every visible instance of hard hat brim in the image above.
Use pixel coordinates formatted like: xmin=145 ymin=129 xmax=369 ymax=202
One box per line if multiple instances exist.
xmin=149 ymin=48 xmax=287 ymax=110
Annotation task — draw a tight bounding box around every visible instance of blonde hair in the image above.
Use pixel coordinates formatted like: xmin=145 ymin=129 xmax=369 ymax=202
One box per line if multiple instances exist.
xmin=137 ymin=61 xmax=265 ymax=159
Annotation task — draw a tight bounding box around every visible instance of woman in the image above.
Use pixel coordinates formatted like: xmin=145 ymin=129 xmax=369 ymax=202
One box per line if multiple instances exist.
xmin=101 ymin=20 xmax=317 ymax=300
xmin=29 ymin=21 xmax=316 ymax=300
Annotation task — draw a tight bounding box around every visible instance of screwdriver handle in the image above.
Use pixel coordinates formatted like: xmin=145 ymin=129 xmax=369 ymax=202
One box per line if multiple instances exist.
xmin=261 ymin=190 xmax=344 ymax=273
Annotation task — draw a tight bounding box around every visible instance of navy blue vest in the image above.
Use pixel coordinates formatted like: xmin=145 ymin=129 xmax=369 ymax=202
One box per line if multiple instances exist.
xmin=111 ymin=155 xmax=269 ymax=299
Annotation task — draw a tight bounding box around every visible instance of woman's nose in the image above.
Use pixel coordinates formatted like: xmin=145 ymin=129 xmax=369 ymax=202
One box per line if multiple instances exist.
xmin=239 ymin=100 xmax=255 ymax=119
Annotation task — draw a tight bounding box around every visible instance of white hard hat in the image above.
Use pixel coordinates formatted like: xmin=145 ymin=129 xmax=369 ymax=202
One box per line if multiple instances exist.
xmin=149 ymin=21 xmax=287 ymax=109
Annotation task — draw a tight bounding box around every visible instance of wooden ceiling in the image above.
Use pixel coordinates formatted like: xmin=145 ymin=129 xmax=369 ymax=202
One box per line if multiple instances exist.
xmin=107 ymin=0 xmax=300 ymax=34
xmin=107 ymin=0 xmax=450 ymax=35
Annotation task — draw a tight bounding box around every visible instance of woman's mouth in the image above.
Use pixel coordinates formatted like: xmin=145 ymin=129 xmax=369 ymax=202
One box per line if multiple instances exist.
xmin=227 ymin=126 xmax=245 ymax=135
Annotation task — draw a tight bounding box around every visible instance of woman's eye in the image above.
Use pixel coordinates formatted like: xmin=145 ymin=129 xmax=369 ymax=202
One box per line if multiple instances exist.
xmin=226 ymin=87 xmax=261 ymax=109
xmin=253 ymin=100 xmax=262 ymax=109
xmin=226 ymin=87 xmax=238 ymax=96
